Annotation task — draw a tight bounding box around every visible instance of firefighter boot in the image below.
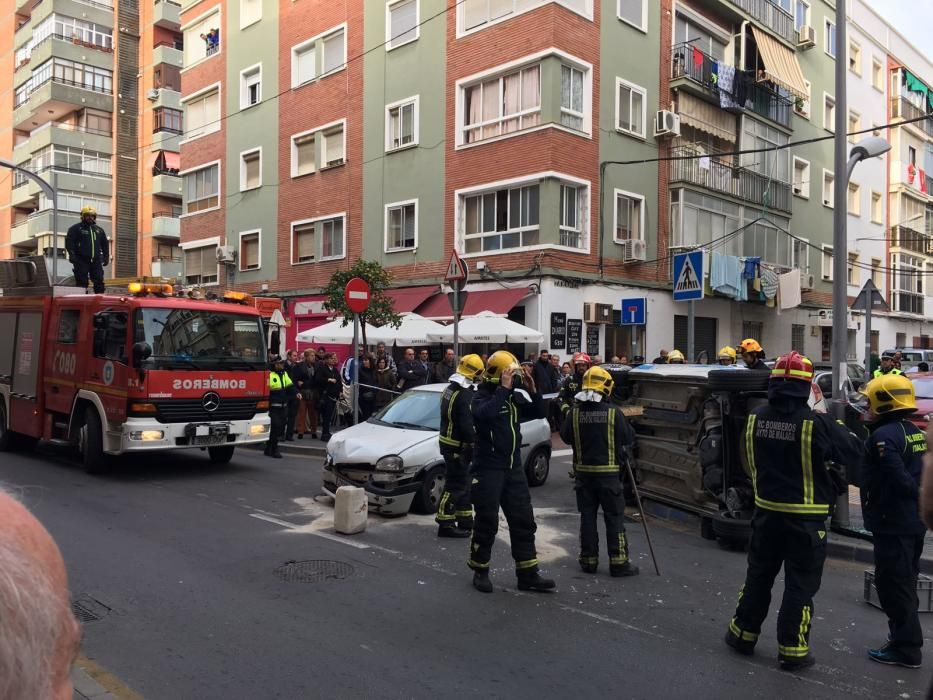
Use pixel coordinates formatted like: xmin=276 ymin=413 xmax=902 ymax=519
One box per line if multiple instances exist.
xmin=438 ymin=526 xmax=471 ymax=539
xmin=610 ymin=562 xmax=640 ymax=577
xmin=472 ymin=570 xmax=493 ymax=594
xmin=779 ymin=654 xmax=816 ymax=672
xmin=724 ymin=631 xmax=755 ymax=657
xmin=516 ymin=569 xmax=556 ymax=592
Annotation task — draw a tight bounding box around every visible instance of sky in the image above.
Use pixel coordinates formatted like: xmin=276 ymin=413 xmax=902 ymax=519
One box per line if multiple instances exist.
xmin=871 ymin=0 xmax=933 ymax=61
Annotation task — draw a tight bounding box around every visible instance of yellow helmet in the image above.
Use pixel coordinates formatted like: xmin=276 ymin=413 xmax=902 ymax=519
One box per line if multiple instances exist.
xmin=738 ymin=338 xmax=762 ymax=354
xmin=483 ymin=350 xmax=520 ymax=383
xmin=667 ymin=349 xmax=685 ymax=364
xmin=582 ymin=366 xmax=614 ymax=397
xmin=80 ymin=205 xmax=97 ymax=217
xmin=861 ymin=374 xmax=917 ymax=415
xmin=456 ymin=353 xmax=484 ymax=381
xmin=717 ymin=346 xmax=736 ymax=362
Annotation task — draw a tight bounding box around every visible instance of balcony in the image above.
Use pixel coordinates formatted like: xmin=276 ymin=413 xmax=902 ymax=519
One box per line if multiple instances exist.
xmin=153 ymin=42 xmax=182 ymax=69
xmin=10 ymin=220 xmax=34 ymax=247
xmin=152 ymin=172 xmax=183 ymax=198
xmin=151 ymin=211 xmax=180 ymax=239
xmin=10 ymin=181 xmax=38 ymax=208
xmin=693 ymin=0 xmax=795 ymax=44
xmin=890 ymin=96 xmax=933 ymax=139
xmin=13 ymin=75 xmax=113 ymax=130
xmin=671 ymin=44 xmax=792 ymax=128
xmin=16 ymin=120 xmax=112 ymax=157
xmin=669 ymin=146 xmax=792 ymax=213
xmin=893 ymin=291 xmax=924 ymax=316
xmin=892 ymin=226 xmax=933 ymax=256
xmin=150 ymin=87 xmax=181 ymax=110
xmin=151 ymin=257 xmax=183 ymax=279
xmin=151 ymin=128 xmax=181 ymax=152
xmin=154 ymin=0 xmax=181 ymax=28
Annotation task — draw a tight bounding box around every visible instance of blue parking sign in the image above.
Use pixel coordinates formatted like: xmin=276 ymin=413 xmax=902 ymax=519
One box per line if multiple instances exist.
xmin=620 ymin=298 xmax=646 ymax=326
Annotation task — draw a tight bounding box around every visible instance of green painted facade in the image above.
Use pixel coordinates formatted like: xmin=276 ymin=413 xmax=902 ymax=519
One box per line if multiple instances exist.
xmin=361 ymin=0 xmax=446 ymax=269
xmin=224 ymin=0 xmax=279 ymax=284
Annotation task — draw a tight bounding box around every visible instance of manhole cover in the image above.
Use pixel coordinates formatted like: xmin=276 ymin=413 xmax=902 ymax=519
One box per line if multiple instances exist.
xmin=274 ymin=560 xmax=354 ymax=583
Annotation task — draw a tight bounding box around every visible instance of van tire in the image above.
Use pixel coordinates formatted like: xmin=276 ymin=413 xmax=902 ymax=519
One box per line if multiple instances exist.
xmin=708 ymin=370 xmax=770 ymax=392
xmin=711 ymin=511 xmax=751 ymax=550
xmin=208 ymin=445 xmax=236 ymax=464
xmin=81 ymin=406 xmax=108 ymax=474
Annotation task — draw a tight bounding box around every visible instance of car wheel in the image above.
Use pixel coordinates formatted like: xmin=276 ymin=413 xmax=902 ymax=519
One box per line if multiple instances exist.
xmin=700 ymin=517 xmax=717 ymax=540
xmin=711 ymin=510 xmax=751 ymax=550
xmin=708 ymin=370 xmax=770 ymax=392
xmin=80 ymin=406 xmax=109 ymax=474
xmin=412 ymin=465 xmax=445 ymax=514
xmin=207 ymin=445 xmax=236 ymax=464
xmin=524 ymin=448 xmax=550 ymax=487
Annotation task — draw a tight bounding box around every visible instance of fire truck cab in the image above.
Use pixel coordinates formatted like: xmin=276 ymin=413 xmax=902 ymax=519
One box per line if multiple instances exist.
xmin=0 ymin=258 xmax=271 ymax=471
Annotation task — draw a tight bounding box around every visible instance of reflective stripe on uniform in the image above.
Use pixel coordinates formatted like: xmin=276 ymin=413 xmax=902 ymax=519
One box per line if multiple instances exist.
xmin=574 ymin=464 xmax=619 ymax=473
xmin=797 ymin=605 xmax=811 ymax=654
xmin=778 ymin=644 xmax=810 ymax=657
xmin=729 ymin=619 xmax=759 ymax=642
xmin=515 ymin=558 xmax=538 ymax=570
xmin=607 ymin=409 xmax=616 ymax=468
xmin=745 ymin=415 xmax=758 ymax=498
xmin=467 ymin=559 xmax=489 ymax=569
xmin=439 ymin=436 xmax=462 ymax=447
xmin=572 ymin=407 xmax=582 ymax=461
xmin=801 ymin=419 xmax=814 ymax=504
xmin=754 ymin=496 xmax=829 ymax=515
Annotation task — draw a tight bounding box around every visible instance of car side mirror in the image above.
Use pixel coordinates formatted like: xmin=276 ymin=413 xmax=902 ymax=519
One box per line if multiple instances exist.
xmin=132 ymin=341 xmax=152 ymax=367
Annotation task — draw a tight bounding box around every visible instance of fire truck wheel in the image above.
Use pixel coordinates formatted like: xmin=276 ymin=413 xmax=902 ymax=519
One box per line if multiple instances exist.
xmin=81 ymin=406 xmax=108 ymax=474
xmin=207 ymin=445 xmax=236 ymax=464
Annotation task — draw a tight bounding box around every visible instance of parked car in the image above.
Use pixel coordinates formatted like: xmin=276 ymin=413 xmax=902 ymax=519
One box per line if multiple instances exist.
xmin=812 ymin=362 xmax=866 ymax=399
xmin=883 ymin=348 xmax=933 ymax=371
xmin=905 ymin=372 xmax=933 ymax=430
xmin=322 ymin=384 xmax=552 ymax=516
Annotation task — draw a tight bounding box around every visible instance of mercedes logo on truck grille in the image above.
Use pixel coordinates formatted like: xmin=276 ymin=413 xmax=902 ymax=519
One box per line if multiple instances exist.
xmin=202 ymin=392 xmax=221 ymax=413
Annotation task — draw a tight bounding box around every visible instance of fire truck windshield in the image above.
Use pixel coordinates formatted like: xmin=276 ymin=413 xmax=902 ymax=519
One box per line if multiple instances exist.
xmin=135 ymin=308 xmax=267 ymax=370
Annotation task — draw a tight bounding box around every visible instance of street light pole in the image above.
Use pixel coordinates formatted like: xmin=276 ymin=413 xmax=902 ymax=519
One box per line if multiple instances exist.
xmin=830 ymin=0 xmax=848 ymax=423
xmin=0 ymin=159 xmax=59 ymax=284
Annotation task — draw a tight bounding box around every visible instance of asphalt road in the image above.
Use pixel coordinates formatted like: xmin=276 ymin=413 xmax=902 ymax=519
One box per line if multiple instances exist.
xmin=2 ymin=444 xmax=931 ymax=699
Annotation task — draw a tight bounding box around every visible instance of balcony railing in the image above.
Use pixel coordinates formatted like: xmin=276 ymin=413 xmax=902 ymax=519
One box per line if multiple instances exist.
xmin=671 ymin=43 xmax=792 ymax=128
xmin=153 ymin=208 xmax=182 ymax=219
xmin=724 ymin=0 xmax=796 ymax=44
xmin=15 ymin=74 xmax=113 ymax=108
xmin=892 ymin=226 xmax=933 ymax=255
xmin=891 ymin=96 xmax=933 ymax=138
xmin=670 ymin=146 xmax=792 ymax=212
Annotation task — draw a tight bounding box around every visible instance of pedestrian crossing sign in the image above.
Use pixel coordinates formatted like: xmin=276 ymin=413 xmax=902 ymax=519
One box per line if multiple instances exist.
xmin=672 ymin=251 xmax=704 ymax=301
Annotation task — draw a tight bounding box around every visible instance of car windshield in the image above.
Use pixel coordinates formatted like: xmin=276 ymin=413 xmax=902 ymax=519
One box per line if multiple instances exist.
xmin=135 ymin=308 xmax=267 ymax=370
xmin=372 ymin=390 xmax=441 ymax=431
xmin=912 ymin=378 xmax=933 ymax=399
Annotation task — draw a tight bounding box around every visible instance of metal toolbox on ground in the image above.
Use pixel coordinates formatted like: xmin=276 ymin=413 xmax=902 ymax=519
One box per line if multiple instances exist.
xmin=864 ymin=570 xmax=933 ymax=612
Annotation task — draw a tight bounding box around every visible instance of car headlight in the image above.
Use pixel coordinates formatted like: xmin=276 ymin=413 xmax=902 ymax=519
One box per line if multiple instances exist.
xmin=376 ymin=455 xmax=404 ymax=472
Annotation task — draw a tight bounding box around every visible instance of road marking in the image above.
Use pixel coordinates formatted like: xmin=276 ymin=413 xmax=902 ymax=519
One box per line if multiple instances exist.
xmin=249 ymin=512 xmax=372 ymax=550
xmin=75 ymin=655 xmax=143 ymax=700
xmin=552 ymin=448 xmax=573 ymax=458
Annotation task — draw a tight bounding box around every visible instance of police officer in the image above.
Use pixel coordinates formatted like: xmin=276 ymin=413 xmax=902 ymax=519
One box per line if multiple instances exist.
xmin=860 ymin=374 xmax=926 ymax=669
xmin=65 ymin=206 xmax=109 ymax=293
xmin=469 ymin=351 xmax=554 ymax=594
xmin=738 ymin=338 xmax=768 ymax=370
xmin=666 ymin=349 xmax=686 ymax=364
xmin=436 ymin=354 xmax=485 ymax=539
xmin=561 ymin=366 xmax=639 ymax=577
xmin=717 ymin=346 xmax=737 ymax=366
xmin=266 ymin=355 xmax=293 ymax=459
xmin=873 ymin=352 xmax=904 ymax=379
xmin=725 ymin=352 xmax=862 ymax=670
xmin=558 ymin=352 xmax=591 ymax=415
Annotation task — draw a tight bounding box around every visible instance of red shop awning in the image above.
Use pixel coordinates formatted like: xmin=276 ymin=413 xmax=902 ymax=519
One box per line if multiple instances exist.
xmin=418 ymin=286 xmax=532 ymax=320
xmin=384 ymin=285 xmax=439 ymax=314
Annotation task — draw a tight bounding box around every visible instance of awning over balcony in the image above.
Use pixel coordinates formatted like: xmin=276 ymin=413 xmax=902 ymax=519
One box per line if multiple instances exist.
xmin=417 ymin=286 xmax=532 ymax=320
xmin=384 ymin=285 xmax=439 ymax=313
xmin=676 ymin=92 xmax=737 ymax=142
xmin=152 ymin=150 xmax=181 ymax=172
xmin=751 ymin=26 xmax=808 ymax=101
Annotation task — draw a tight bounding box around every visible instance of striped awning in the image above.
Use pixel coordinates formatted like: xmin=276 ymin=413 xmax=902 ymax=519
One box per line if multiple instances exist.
xmin=751 ymin=26 xmax=809 ymax=101
xmin=677 ymin=92 xmax=737 ymax=142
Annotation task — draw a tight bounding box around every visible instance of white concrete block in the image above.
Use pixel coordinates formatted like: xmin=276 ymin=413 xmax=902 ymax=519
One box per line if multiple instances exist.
xmin=334 ymin=485 xmax=367 ymax=534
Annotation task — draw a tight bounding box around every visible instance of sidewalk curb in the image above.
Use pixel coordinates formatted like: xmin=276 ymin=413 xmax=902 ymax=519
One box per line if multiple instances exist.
xmin=73 ymin=656 xmax=142 ymax=700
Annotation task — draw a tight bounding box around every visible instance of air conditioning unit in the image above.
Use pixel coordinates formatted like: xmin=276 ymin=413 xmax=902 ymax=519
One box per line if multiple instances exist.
xmin=583 ymin=302 xmax=614 ymax=324
xmin=797 ymin=25 xmax=815 ymax=49
xmin=655 ymin=110 xmax=681 ymax=138
xmin=800 ymin=273 xmax=816 ymax=291
xmin=622 ymin=238 xmax=647 ymax=263
xmin=215 ymin=245 xmax=236 ymax=264
xmin=146 ymin=88 xmax=160 ymax=101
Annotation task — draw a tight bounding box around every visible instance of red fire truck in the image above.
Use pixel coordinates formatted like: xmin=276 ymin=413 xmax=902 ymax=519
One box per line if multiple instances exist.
xmin=0 ymin=258 xmax=271 ymax=471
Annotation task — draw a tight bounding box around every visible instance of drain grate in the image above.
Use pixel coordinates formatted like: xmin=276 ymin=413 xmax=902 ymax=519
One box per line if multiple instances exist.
xmin=274 ymin=560 xmax=354 ymax=583
xmin=72 ymin=600 xmax=102 ymax=623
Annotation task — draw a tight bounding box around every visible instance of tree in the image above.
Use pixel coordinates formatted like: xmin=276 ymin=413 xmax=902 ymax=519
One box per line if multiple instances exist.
xmin=322 ymin=259 xmax=402 ymax=346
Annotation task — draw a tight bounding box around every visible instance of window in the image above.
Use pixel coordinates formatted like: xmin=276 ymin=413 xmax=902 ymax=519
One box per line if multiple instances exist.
xmin=871 ymin=258 xmax=882 ymax=287
xmin=38 ymin=191 xmax=110 ymax=216
xmin=613 ymin=190 xmax=643 ymax=243
xmin=791 ymin=324 xmax=805 ymax=353
xmin=847 ymin=182 xmax=860 ymax=215
xmin=153 ymin=64 xmax=181 ymax=91
xmin=183 ymin=162 xmax=219 ymax=214
xmin=82 ymin=109 xmax=112 ymax=135
xmin=288 ymin=216 xmax=346 ymax=264
xmin=292 ymin=222 xmax=315 ymax=263
xmin=462 ymin=185 xmax=539 ymax=253
xmin=240 ymin=149 xmax=261 ymax=191
xmin=847 ymin=253 xmax=858 ymax=285
xmin=291 ymin=132 xmax=315 ymax=177
xmin=183 ymin=10 xmax=221 ymax=67
xmin=793 ymin=237 xmax=810 ymax=276
xmin=240 ymin=0 xmax=261 ymax=28
xmin=908 ymin=145 xmax=917 ymax=167
xmin=321 ymin=217 xmax=345 ymax=259
xmin=32 ymin=145 xmax=112 ymax=177
xmin=58 ymin=309 xmax=80 ymax=343
xmin=153 ymin=107 xmax=183 ymax=134
xmin=239 ymin=231 xmax=260 ymax=271
xmin=240 ymin=64 xmax=261 ymax=109
xmin=559 ymin=184 xmax=585 ymax=249
xmin=183 ymin=86 xmax=220 ymax=140
xmin=460 ymin=0 xmax=592 ymax=34
xmin=322 ymin=123 xmax=345 ymax=167
xmin=821 ymin=245 xmax=833 ymax=280
xmin=794 ymin=0 xmax=810 ymax=32
xmin=848 ymin=111 xmax=860 ymax=143
xmin=618 ymin=0 xmax=646 ymax=31
xmin=387 ymin=0 xmax=418 ymax=49
xmin=616 ymin=78 xmax=646 ymax=138
xmin=823 ymin=94 xmax=835 ymax=131
xmin=385 ymin=200 xmax=417 ymax=251
xmin=870 ymin=190 xmax=882 ymax=223
xmin=871 ymin=57 xmax=883 ymax=91
xmin=462 ymin=64 xmax=541 ymax=144
xmin=292 ymin=42 xmax=316 ymax=87
xmin=386 ymin=97 xmax=418 ymax=151
xmin=560 ymin=64 xmax=585 ymax=131
xmin=794 ymin=79 xmax=811 ymax=118
xmin=670 ymin=189 xmax=741 ymax=254
xmin=793 ymin=157 xmax=810 ymax=198
xmin=92 ymin=311 xmax=128 ymax=363
xmin=896 ymin=332 xmax=908 ymax=347
xmin=741 ymin=118 xmax=789 ymax=183
xmin=848 ymin=40 xmax=861 ymax=75
xmin=291 ymin=25 xmax=345 ymax=88
xmin=323 ymin=29 xmax=346 ymax=74
xmin=824 ymin=18 xmax=836 ymax=58
xmin=822 ymin=170 xmax=834 ymax=208
xmin=184 ymin=244 xmax=218 ymax=285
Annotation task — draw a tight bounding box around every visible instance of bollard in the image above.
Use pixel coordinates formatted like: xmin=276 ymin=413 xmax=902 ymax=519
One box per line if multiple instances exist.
xmin=334 ymin=485 xmax=367 ymax=534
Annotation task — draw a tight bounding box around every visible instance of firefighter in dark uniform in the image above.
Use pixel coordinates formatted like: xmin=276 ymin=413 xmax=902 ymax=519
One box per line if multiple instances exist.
xmin=860 ymin=374 xmax=926 ymax=668
xmin=65 ymin=205 xmax=109 ymax=293
xmin=265 ymin=355 xmax=293 ymax=459
xmin=738 ymin=338 xmax=768 ymax=370
xmin=725 ymin=352 xmax=862 ymax=671
xmin=435 ymin=353 xmax=485 ymax=539
xmin=469 ymin=351 xmax=555 ymax=594
xmin=561 ymin=366 xmax=639 ymax=577
xmin=558 ymin=352 xmax=591 ymax=415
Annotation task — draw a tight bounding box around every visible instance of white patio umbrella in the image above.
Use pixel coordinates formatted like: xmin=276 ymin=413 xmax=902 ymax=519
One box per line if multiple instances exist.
xmin=429 ymin=310 xmax=543 ymax=344
xmin=369 ymin=313 xmax=452 ymax=346
xmin=294 ymin=318 xmax=381 ymax=344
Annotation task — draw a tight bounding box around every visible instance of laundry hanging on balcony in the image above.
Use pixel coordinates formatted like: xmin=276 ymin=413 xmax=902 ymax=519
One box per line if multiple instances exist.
xmin=903 ymin=70 xmax=933 ymax=111
xmin=778 ymin=269 xmax=802 ymax=310
xmin=717 ymin=64 xmax=739 ymax=110
xmin=750 ymin=27 xmax=809 ymax=101
xmin=710 ymin=253 xmax=746 ymax=300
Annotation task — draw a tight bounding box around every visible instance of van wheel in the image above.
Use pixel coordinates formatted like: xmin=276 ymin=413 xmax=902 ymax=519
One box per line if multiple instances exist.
xmin=708 ymin=370 xmax=770 ymax=392
xmin=711 ymin=511 xmax=751 ymax=550
xmin=524 ymin=448 xmax=550 ymax=487
xmin=0 ymin=401 xmax=12 ymax=452
xmin=208 ymin=445 xmax=235 ymax=464
xmin=412 ymin=465 xmax=445 ymax=514
xmin=80 ymin=407 xmax=108 ymax=474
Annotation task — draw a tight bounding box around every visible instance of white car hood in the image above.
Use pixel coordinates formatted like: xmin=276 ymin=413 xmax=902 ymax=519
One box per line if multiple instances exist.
xmin=326 ymin=420 xmax=437 ymax=464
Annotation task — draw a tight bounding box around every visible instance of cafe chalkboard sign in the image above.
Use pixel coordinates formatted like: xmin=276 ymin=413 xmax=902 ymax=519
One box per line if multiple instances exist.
xmin=550 ymin=312 xmax=567 ymax=350
xmin=586 ymin=325 xmax=600 ymax=356
xmin=567 ymin=319 xmax=583 ymax=353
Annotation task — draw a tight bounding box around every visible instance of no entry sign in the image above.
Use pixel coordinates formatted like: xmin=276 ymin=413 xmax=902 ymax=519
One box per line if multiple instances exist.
xmin=344 ymin=277 xmax=371 ymax=314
